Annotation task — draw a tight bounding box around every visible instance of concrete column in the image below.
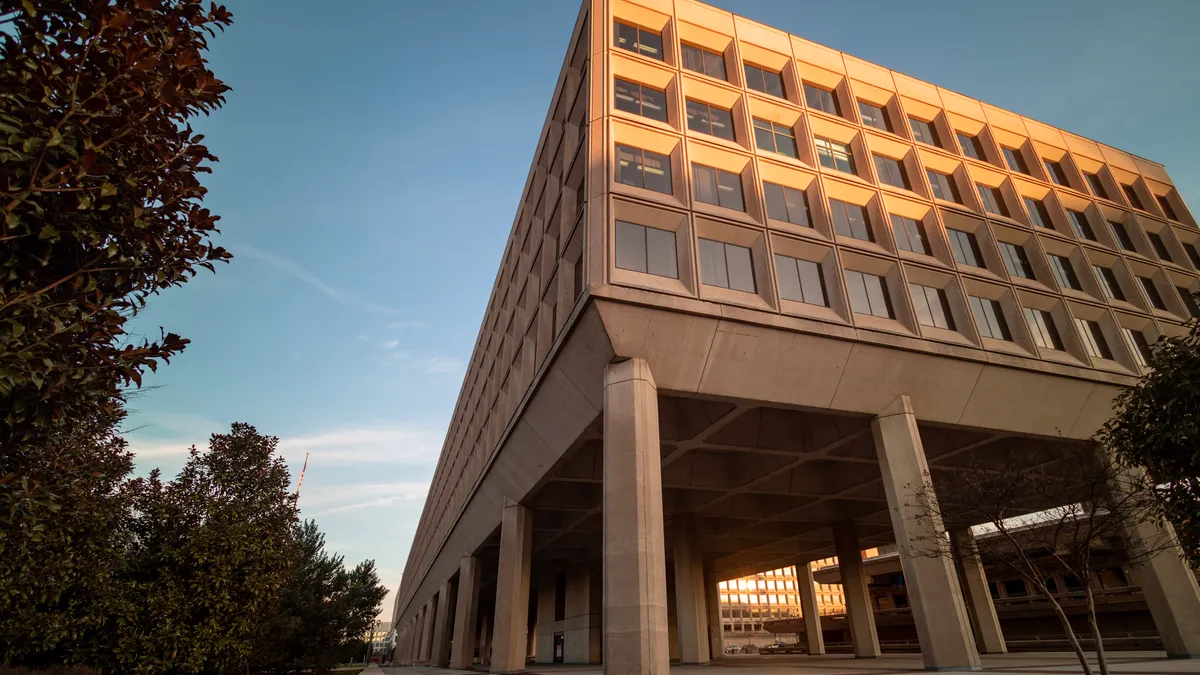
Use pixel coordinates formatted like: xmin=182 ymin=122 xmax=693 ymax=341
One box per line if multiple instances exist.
xmin=873 ymin=395 xmax=981 ymax=671
xmin=534 ymin=581 xmax=557 ymax=665
xmin=603 ymin=358 xmax=670 ymax=675
xmin=703 ymin=566 xmax=724 ymax=659
xmin=672 ymin=514 xmax=710 ymax=664
xmin=833 ymin=523 xmax=881 ymax=659
xmin=491 ymin=498 xmax=533 ymax=673
xmin=950 ymin=529 xmax=1006 ymax=654
xmin=795 ymin=562 xmax=825 ymax=655
xmin=451 ymin=555 xmax=482 ymax=669
xmin=422 ymin=600 xmax=437 ymax=663
xmin=480 ymin=609 xmax=493 ymax=666
xmin=432 ymin=580 xmax=455 ymax=667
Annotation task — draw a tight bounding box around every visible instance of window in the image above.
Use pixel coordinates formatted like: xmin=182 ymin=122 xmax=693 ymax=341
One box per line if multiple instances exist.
xmin=1067 ymin=210 xmax=1095 ymax=240
xmin=1122 ymin=327 xmax=1153 ymax=367
xmin=616 ymin=144 xmax=672 ymax=194
xmin=1138 ymin=276 xmax=1166 ymax=310
xmin=1178 ymin=287 xmax=1200 ymax=317
xmin=927 ymin=170 xmax=960 ymax=203
xmin=692 ymin=164 xmax=743 ymax=211
xmin=890 ymin=214 xmax=928 ymax=255
xmin=1156 ymin=194 xmax=1179 ymax=221
xmin=1122 ymin=184 xmax=1145 ymax=210
xmin=1093 ymin=266 xmax=1125 ymax=301
xmin=1048 ymin=255 xmax=1080 ymax=290
xmin=909 ymin=117 xmax=939 ymax=146
xmin=698 ymin=238 xmax=755 ymax=292
xmin=977 ymin=184 xmax=1008 ymax=217
xmin=775 ymin=255 xmax=826 ymax=306
xmin=1075 ymin=318 xmax=1112 ymax=360
xmin=614 ymin=21 xmax=663 ymax=60
xmin=614 ymin=78 xmax=667 ymax=122
xmin=752 ymin=118 xmax=797 ymax=157
xmin=763 ymin=182 xmax=810 ymax=226
xmin=615 ymin=221 xmax=677 ymax=278
xmin=1107 ymin=221 xmax=1136 ymax=251
xmin=970 ymin=296 xmax=1011 ymax=340
xmin=1024 ymin=307 xmax=1064 ymax=350
xmin=744 ymin=63 xmax=784 ymax=98
xmin=845 ymin=270 xmax=893 ymax=318
xmin=873 ymin=154 xmax=909 ymax=189
xmin=1002 ymin=147 xmax=1029 ymax=174
xmin=1024 ymin=197 xmax=1052 ymax=228
xmin=999 ymin=242 xmax=1034 ymax=279
xmin=910 ymin=283 xmax=956 ymax=330
xmin=681 ymin=44 xmax=726 ymax=81
xmin=947 ymin=229 xmax=984 ymax=267
xmin=1187 ymin=243 xmax=1200 ymax=268
xmin=803 ymin=83 xmax=840 ymax=115
xmin=1085 ymin=173 xmax=1108 ymax=199
xmin=1148 ymin=232 xmax=1172 ymax=262
xmin=686 ymin=99 xmax=735 ymax=141
xmin=815 ymin=137 xmax=855 ymax=173
xmin=859 ymin=101 xmax=890 ymax=131
xmin=829 ymin=199 xmax=872 ymax=241
xmin=1044 ymin=159 xmax=1069 ymax=186
xmin=958 ymin=132 xmax=984 ymax=160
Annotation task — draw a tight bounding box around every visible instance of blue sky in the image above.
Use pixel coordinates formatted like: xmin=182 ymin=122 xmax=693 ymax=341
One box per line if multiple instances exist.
xmin=125 ymin=0 xmax=1200 ymax=620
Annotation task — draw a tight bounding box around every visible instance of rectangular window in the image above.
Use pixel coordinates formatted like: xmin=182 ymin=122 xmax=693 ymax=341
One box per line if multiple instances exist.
xmin=614 ymin=21 xmax=663 ymax=60
xmin=859 ymin=100 xmax=891 ymax=131
xmin=681 ymin=43 xmax=726 ymax=81
xmin=927 ymin=170 xmax=960 ymax=203
xmin=803 ymin=83 xmax=840 ymax=116
xmin=1178 ymin=287 xmax=1200 ymax=317
xmin=909 ymin=283 xmax=955 ymax=330
xmin=752 ymin=118 xmax=797 ymax=157
xmin=1122 ymin=327 xmax=1153 ymax=367
xmin=692 ymin=163 xmax=744 ymax=211
xmin=969 ymin=296 xmax=1011 ymax=340
xmin=815 ymin=137 xmax=855 ymax=174
xmin=947 ymin=228 xmax=984 ymax=267
xmin=686 ymin=99 xmax=735 ymax=141
xmin=1108 ymin=220 xmax=1136 ymax=251
xmin=744 ymin=63 xmax=785 ymax=98
xmin=1049 ymin=254 xmax=1081 ymax=290
xmin=1085 ymin=172 xmax=1108 ymax=199
xmin=1075 ymin=318 xmax=1113 ymax=360
xmin=958 ymin=132 xmax=984 ymax=160
xmin=909 ymin=117 xmax=939 ymax=146
xmin=1067 ymin=210 xmax=1095 ymax=240
xmin=890 ymin=214 xmax=928 ymax=255
xmin=1138 ymin=276 xmax=1166 ymax=310
xmin=1024 ymin=307 xmax=1064 ymax=350
xmin=614 ymin=78 xmax=667 ymax=122
xmin=1044 ymin=160 xmax=1069 ymax=186
xmin=1002 ymin=147 xmax=1029 ymax=174
xmin=845 ymin=269 xmax=893 ymax=318
xmin=1187 ymin=243 xmax=1200 ymax=269
xmin=977 ymin=184 xmax=1008 ymax=217
xmin=775 ymin=254 xmax=827 ymax=306
xmin=1093 ymin=266 xmax=1125 ymax=301
xmin=699 ymin=238 xmax=755 ymax=293
xmin=615 ymin=221 xmax=678 ymax=278
xmin=999 ymin=241 xmax=1034 ymax=279
xmin=1122 ymin=184 xmax=1145 ymax=210
xmin=1156 ymin=194 xmax=1179 ymax=221
xmin=1024 ymin=197 xmax=1052 ymax=228
xmin=873 ymin=154 xmax=909 ymax=189
xmin=830 ymin=199 xmax=872 ymax=241
xmin=616 ymin=144 xmax=672 ymax=194
xmin=1148 ymin=232 xmax=1172 ymax=262
xmin=764 ymin=182 xmax=810 ymax=226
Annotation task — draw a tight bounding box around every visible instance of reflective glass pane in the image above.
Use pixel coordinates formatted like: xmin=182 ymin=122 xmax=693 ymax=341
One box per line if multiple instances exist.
xmin=704 ymin=51 xmax=727 ymax=80
xmin=616 ymin=145 xmax=642 ymax=187
xmin=641 ymin=150 xmax=671 ymax=194
xmin=681 ymin=44 xmax=704 ymax=73
xmin=710 ymin=107 xmax=735 ymax=141
xmin=716 ymin=169 xmax=744 ymax=211
xmin=764 ymin=183 xmax=788 ymax=221
xmin=910 ymin=283 xmax=934 ymax=327
xmin=614 ymin=22 xmax=638 ymax=52
xmin=698 ymin=238 xmax=728 ymax=288
xmin=725 ymin=244 xmax=755 ymax=293
xmin=784 ymin=187 xmax=809 ymax=225
xmin=638 ymin=29 xmax=663 ymax=60
xmin=864 ymin=274 xmax=891 ymax=318
xmin=645 ymin=226 xmax=678 ymax=278
xmin=615 ymin=220 xmax=647 ymax=273
xmin=692 ymin=164 xmax=718 ymax=204
xmin=797 ymin=259 xmax=825 ymax=306
xmin=641 ymin=86 xmax=667 ymax=122
xmin=763 ymin=70 xmax=784 ymax=98
xmin=845 ymin=270 xmax=870 ymax=315
xmin=775 ymin=255 xmax=803 ymax=302
xmin=614 ymin=78 xmax=640 ymax=115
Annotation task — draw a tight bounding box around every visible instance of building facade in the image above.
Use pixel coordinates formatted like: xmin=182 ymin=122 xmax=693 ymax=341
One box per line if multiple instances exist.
xmin=391 ymin=0 xmax=1200 ymax=672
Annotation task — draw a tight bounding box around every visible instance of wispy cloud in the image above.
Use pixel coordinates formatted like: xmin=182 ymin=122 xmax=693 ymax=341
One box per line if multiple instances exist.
xmin=236 ymin=243 xmax=399 ymax=315
xmin=301 ymin=481 xmax=431 ymax=516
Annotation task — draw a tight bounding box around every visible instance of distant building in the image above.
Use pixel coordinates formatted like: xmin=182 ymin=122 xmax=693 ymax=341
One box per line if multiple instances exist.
xmin=366 ymin=620 xmax=393 ymax=658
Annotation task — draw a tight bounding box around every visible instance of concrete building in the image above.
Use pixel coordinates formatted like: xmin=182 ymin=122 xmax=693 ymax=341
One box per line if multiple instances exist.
xmin=391 ymin=0 xmax=1200 ymax=672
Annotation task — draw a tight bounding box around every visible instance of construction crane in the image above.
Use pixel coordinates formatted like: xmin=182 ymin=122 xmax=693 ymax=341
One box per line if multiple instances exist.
xmin=295 ymin=452 xmax=310 ymax=497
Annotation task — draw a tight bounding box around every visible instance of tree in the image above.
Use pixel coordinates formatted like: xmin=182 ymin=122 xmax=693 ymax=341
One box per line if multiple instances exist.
xmin=1098 ymin=307 xmax=1200 ymax=567
xmin=908 ymin=442 xmax=1170 ymax=675
xmin=250 ymin=521 xmax=389 ymax=674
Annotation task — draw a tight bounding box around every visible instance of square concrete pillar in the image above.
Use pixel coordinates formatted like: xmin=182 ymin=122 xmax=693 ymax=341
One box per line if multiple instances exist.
xmin=419 ymin=602 xmax=434 ymax=663
xmin=703 ymin=565 xmax=724 ymax=659
xmin=433 ymin=580 xmax=455 ymax=667
xmin=603 ymin=358 xmax=670 ymax=675
xmin=451 ymin=555 xmax=482 ymax=669
xmin=1124 ymin=519 xmax=1200 ymax=657
xmin=480 ymin=609 xmax=493 ymax=666
xmin=873 ymin=395 xmax=981 ymax=671
xmin=795 ymin=562 xmax=825 ymax=655
xmin=833 ymin=523 xmax=881 ymax=659
xmin=563 ymin=565 xmax=602 ymax=663
xmin=492 ymin=499 xmax=533 ymax=673
xmin=950 ymin=529 xmax=1007 ymax=654
xmin=534 ymin=581 xmax=557 ymax=665
xmin=672 ymin=514 xmax=710 ymax=665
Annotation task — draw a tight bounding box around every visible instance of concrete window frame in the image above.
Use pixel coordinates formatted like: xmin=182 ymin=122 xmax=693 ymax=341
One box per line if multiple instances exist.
xmin=961 ymin=277 xmax=1036 ymax=356
xmin=1066 ymin=299 xmax=1137 ymax=374
xmin=686 ymin=139 xmax=763 ymax=227
xmin=693 ymin=216 xmax=776 ymax=312
xmin=822 ymin=176 xmax=893 ymax=257
xmin=609 ymin=197 xmax=697 ymax=299
xmin=990 ymin=223 xmax=1053 ymax=291
xmin=882 ymin=193 xmax=954 ymax=269
xmin=901 ymin=263 xmax=976 ymax=347
xmin=839 ymin=248 xmax=919 ymax=337
xmin=768 ymin=233 xmax=849 ymax=326
xmin=1016 ymin=289 xmax=1090 ymax=367
xmin=757 ymin=161 xmax=825 ymax=241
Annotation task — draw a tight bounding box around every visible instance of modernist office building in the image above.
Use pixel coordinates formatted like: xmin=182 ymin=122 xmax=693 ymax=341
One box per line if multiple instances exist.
xmin=391 ymin=0 xmax=1200 ymax=671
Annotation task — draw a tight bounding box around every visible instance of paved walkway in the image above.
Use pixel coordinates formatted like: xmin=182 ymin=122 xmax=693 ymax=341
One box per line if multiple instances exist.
xmin=379 ymin=652 xmax=1195 ymax=674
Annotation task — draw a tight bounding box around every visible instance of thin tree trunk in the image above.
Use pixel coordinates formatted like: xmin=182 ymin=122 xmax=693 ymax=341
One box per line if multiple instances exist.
xmin=1047 ymin=595 xmax=1093 ymax=675
xmin=1084 ymin=584 xmax=1109 ymax=675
